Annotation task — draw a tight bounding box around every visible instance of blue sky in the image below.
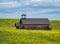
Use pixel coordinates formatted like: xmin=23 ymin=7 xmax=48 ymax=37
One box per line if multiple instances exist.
xmin=0 ymin=0 xmax=60 ymax=20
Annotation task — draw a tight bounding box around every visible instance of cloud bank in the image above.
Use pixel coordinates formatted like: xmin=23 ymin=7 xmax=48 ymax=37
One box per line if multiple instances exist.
xmin=0 ymin=0 xmax=60 ymax=20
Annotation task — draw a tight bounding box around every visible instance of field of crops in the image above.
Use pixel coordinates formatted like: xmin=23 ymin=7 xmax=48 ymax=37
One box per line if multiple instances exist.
xmin=0 ymin=19 xmax=60 ymax=44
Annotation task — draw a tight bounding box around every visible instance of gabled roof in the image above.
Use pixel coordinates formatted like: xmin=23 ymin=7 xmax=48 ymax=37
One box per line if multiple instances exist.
xmin=21 ymin=18 xmax=50 ymax=25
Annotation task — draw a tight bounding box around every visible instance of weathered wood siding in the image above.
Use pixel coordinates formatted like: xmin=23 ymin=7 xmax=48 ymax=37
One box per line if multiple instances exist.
xmin=23 ymin=24 xmax=49 ymax=29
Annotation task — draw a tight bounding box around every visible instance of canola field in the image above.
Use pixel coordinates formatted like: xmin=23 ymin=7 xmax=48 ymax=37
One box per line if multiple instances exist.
xmin=0 ymin=19 xmax=60 ymax=44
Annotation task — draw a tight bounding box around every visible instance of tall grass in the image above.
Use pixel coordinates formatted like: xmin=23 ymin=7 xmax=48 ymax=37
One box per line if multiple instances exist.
xmin=0 ymin=19 xmax=60 ymax=44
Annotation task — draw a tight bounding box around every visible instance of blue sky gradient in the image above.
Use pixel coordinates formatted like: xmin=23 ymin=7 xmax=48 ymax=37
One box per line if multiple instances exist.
xmin=0 ymin=0 xmax=60 ymax=20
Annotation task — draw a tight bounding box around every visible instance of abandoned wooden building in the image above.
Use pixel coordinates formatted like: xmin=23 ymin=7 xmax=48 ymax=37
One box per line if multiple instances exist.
xmin=15 ymin=14 xmax=50 ymax=30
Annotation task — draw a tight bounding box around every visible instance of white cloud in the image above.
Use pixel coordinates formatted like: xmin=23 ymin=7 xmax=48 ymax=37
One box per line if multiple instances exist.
xmin=31 ymin=0 xmax=41 ymax=2
xmin=0 ymin=0 xmax=60 ymax=20
xmin=0 ymin=1 xmax=20 ymax=8
xmin=0 ymin=0 xmax=60 ymax=9
xmin=41 ymin=0 xmax=60 ymax=2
